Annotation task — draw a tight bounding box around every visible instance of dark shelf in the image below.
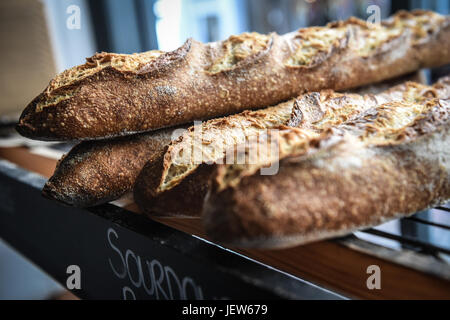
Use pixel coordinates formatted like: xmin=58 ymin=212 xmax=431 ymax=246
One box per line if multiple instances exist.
xmin=0 ymin=159 xmax=343 ymax=300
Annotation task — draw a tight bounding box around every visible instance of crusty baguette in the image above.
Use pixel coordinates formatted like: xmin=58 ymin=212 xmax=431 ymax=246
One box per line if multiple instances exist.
xmin=17 ymin=10 xmax=450 ymax=141
xmin=45 ymin=74 xmax=427 ymax=209
xmin=203 ymin=80 xmax=450 ymax=248
xmin=42 ymin=128 xmax=179 ymax=207
xmin=134 ymin=79 xmax=441 ymax=217
xmin=134 ymin=100 xmax=294 ymax=216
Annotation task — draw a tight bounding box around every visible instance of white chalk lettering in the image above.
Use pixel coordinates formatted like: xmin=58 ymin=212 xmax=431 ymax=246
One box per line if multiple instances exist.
xmin=107 ymin=227 xmax=204 ymax=299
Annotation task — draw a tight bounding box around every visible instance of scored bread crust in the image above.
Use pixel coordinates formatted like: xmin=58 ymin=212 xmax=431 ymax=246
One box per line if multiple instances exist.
xmin=133 ymin=91 xmax=373 ymax=217
xmin=44 ymin=73 xmax=428 ymax=209
xmin=42 ymin=128 xmax=177 ymax=207
xmin=134 ymin=79 xmax=439 ymax=217
xmin=17 ymin=10 xmax=450 ymax=141
xmin=135 ymin=153 xmax=215 ymax=217
xmin=202 ymin=83 xmax=450 ymax=248
xmin=133 ymin=100 xmax=294 ymax=216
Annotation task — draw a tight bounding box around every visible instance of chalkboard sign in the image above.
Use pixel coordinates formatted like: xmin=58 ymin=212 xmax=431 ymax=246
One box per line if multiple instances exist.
xmin=0 ymin=160 xmax=343 ymax=300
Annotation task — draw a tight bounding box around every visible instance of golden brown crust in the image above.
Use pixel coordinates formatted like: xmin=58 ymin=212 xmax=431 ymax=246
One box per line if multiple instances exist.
xmin=203 ymin=127 xmax=449 ymax=248
xmin=159 ymin=101 xmax=294 ymax=192
xmin=133 ymin=100 xmax=293 ymax=217
xmin=203 ymin=85 xmax=450 ymax=248
xmin=134 ymin=79 xmax=445 ymax=218
xmin=42 ymin=128 xmax=177 ymax=207
xmin=134 ymin=152 xmax=214 ymax=217
xmin=17 ymin=10 xmax=450 ymax=141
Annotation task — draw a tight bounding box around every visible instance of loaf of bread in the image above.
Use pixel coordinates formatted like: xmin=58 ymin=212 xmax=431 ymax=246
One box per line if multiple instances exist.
xmin=43 ymin=73 xmax=427 ymax=210
xmin=42 ymin=128 xmax=179 ymax=207
xmin=202 ymin=77 xmax=450 ymax=248
xmin=17 ymin=10 xmax=450 ymax=141
xmin=134 ymin=100 xmax=294 ymax=216
xmin=134 ymin=79 xmax=440 ymax=217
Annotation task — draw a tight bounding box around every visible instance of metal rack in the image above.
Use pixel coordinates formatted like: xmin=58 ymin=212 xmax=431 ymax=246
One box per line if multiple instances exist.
xmin=341 ymin=207 xmax=450 ymax=281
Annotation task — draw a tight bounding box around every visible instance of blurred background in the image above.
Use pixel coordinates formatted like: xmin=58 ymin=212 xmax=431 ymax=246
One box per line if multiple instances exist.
xmin=2 ymin=0 xmax=450 ymax=120
xmin=0 ymin=0 xmax=448 ymax=299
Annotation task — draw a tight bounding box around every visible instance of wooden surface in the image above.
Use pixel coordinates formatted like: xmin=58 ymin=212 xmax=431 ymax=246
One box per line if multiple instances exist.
xmin=1 ymin=146 xmax=449 ymax=299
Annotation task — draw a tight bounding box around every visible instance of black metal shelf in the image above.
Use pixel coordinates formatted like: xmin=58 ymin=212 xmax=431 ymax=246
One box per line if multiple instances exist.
xmin=1 ymin=155 xmax=449 ymax=299
xmin=0 ymin=159 xmax=344 ymax=300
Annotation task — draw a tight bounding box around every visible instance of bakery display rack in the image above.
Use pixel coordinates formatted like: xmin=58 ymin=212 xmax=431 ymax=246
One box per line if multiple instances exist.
xmin=0 ymin=142 xmax=449 ymax=300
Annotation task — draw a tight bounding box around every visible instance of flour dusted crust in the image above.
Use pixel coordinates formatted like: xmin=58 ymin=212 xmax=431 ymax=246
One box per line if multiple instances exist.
xmin=17 ymin=10 xmax=450 ymax=141
xmin=207 ymin=32 xmax=272 ymax=73
xmin=134 ymin=91 xmax=374 ymax=217
xmin=158 ymin=101 xmax=294 ymax=193
xmin=133 ymin=100 xmax=294 ymax=216
xmin=134 ymin=79 xmax=445 ymax=217
xmin=47 ymin=75 xmax=433 ymax=209
xmin=42 ymin=128 xmax=176 ymax=207
xmin=203 ymin=78 xmax=450 ymax=248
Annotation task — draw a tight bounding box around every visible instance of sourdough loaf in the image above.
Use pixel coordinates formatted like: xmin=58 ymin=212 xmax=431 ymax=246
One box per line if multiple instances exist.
xmin=17 ymin=10 xmax=450 ymax=141
xmin=203 ymin=78 xmax=450 ymax=248
xmin=133 ymin=100 xmax=294 ymax=216
xmin=42 ymin=128 xmax=179 ymax=207
xmin=44 ymin=73 xmax=427 ymax=209
xmin=134 ymin=79 xmax=442 ymax=217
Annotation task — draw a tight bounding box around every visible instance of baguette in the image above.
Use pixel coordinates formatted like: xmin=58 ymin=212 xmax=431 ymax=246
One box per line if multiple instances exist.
xmin=134 ymin=79 xmax=439 ymax=217
xmin=42 ymin=128 xmax=180 ymax=207
xmin=44 ymin=74 xmax=426 ymax=210
xmin=134 ymin=100 xmax=294 ymax=217
xmin=202 ymin=79 xmax=450 ymax=248
xmin=18 ymin=10 xmax=450 ymax=141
